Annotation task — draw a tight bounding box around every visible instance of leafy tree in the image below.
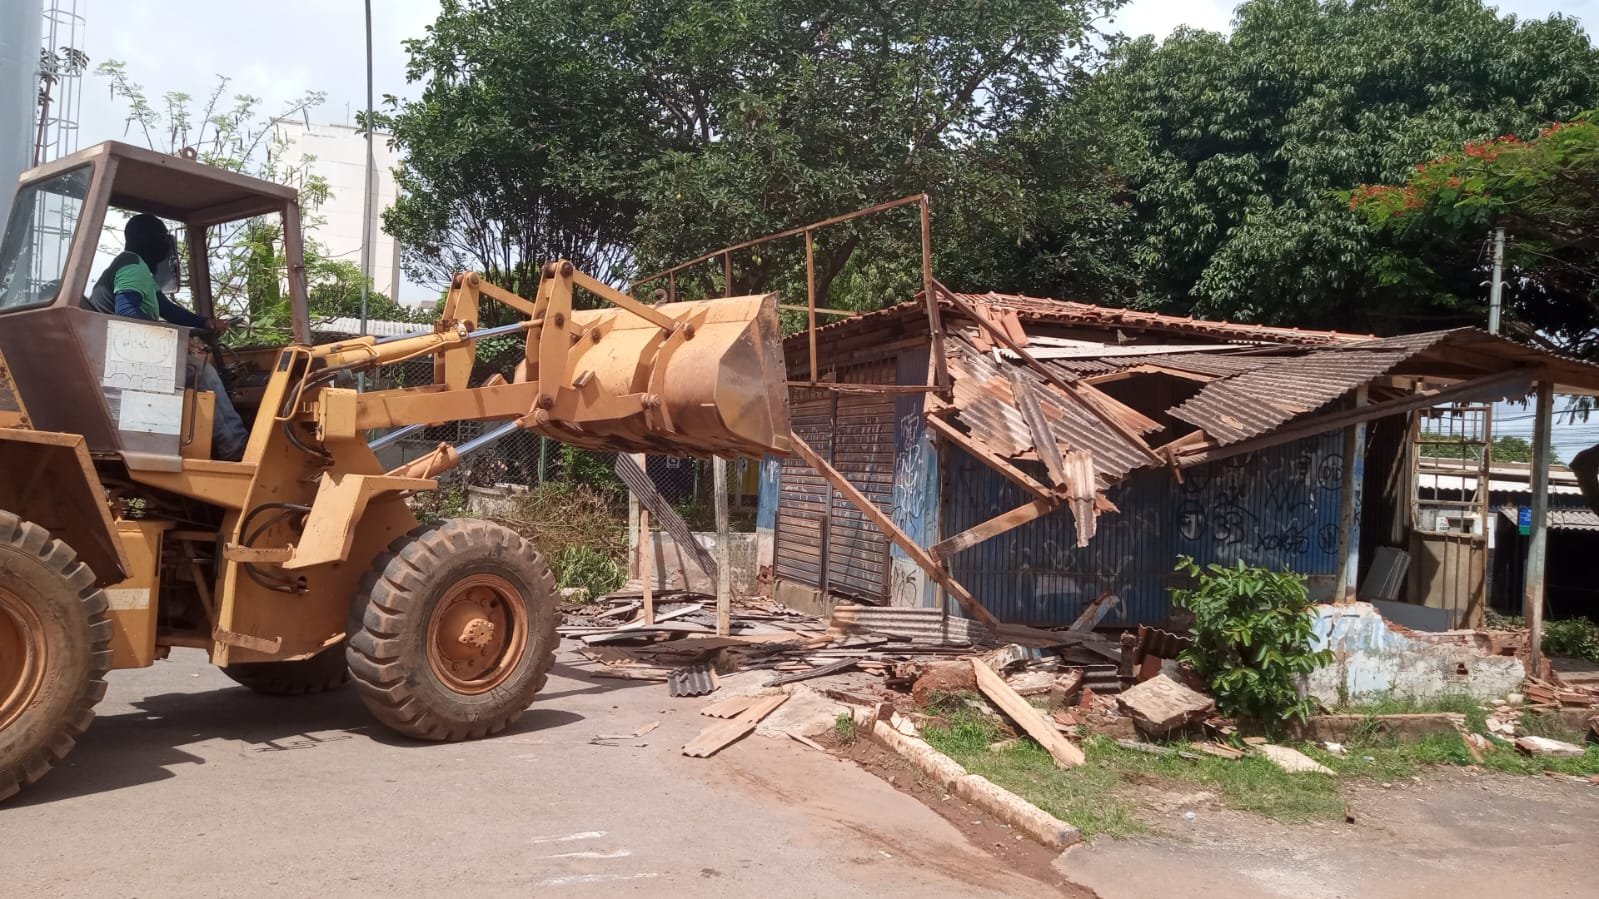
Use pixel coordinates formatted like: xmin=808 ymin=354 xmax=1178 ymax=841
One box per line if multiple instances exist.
xmin=1103 ymin=0 xmax=1599 ymax=331
xmin=382 ymin=0 xmax=1125 ymax=313
xmin=96 ymin=62 xmax=418 ymax=341
xmin=1350 ymin=113 xmax=1599 ymax=358
xmin=1420 ymin=432 xmax=1545 ymax=464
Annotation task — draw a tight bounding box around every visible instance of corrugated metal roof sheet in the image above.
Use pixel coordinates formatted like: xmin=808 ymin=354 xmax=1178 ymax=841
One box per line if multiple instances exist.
xmin=1548 ymin=508 xmax=1599 ymax=531
xmin=1502 ymin=507 xmax=1599 ymax=530
xmin=1170 ymin=346 xmax=1413 ymax=445
xmin=946 ymin=337 xmax=1153 ymax=488
xmin=313 ymin=316 xmax=422 ymax=337
xmin=959 ymin=293 xmax=1369 ymax=346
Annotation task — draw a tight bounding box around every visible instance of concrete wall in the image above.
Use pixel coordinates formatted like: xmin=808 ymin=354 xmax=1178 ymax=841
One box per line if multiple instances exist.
xmin=1303 ymin=602 xmax=1524 ymax=704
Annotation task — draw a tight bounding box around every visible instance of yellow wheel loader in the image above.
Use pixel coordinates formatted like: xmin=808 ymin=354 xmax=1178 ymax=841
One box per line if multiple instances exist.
xmin=0 ymin=142 xmax=791 ymax=801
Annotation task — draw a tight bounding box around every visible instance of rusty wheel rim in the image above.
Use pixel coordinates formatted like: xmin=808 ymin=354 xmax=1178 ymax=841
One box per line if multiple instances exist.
xmin=0 ymin=589 xmax=46 ymax=732
xmin=425 ymin=573 xmax=528 ymax=695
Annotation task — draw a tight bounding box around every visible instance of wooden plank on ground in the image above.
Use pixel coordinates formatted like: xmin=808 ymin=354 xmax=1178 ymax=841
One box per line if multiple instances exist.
xmin=701 ymin=695 xmax=759 ymax=719
xmin=971 ymin=659 xmax=1085 ymax=768
xmin=683 ymin=693 xmax=790 ymax=757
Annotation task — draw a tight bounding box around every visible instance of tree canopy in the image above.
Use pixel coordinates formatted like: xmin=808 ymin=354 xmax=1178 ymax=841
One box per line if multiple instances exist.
xmin=380 ymin=0 xmax=1125 ymax=308
xmin=1350 ymin=113 xmax=1599 ymax=357
xmin=1103 ymin=0 xmax=1599 ymax=331
xmin=375 ymin=0 xmax=1599 ymax=347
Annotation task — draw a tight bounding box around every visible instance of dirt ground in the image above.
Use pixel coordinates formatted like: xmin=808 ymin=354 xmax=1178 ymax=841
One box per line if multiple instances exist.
xmin=1059 ymin=766 xmax=1599 ymax=898
xmin=0 ymin=643 xmax=1069 ymax=897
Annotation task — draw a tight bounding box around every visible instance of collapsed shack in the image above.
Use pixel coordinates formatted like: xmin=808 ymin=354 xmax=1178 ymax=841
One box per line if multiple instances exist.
xmin=755 ymin=285 xmax=1599 ymax=665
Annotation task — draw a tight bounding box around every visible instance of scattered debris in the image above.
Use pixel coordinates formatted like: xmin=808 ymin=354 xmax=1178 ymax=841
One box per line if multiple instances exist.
xmin=1116 ymin=674 xmax=1215 ymax=737
xmin=591 ymin=721 xmax=661 ymax=746
xmin=765 ymin=657 xmax=858 ymax=687
xmin=683 ymin=694 xmax=789 ymax=758
xmin=1321 ymin=741 xmax=1348 ymax=757
xmin=1192 ymin=742 xmax=1245 ymax=760
xmin=1514 ymin=735 xmax=1587 ymax=758
xmin=701 ymin=695 xmax=758 ymax=719
xmin=667 ymin=662 xmax=718 ymax=697
xmin=971 ymin=658 xmax=1085 ymax=768
xmin=1004 ymin=669 xmax=1058 ymax=697
xmin=1255 ymin=743 xmax=1335 ymax=775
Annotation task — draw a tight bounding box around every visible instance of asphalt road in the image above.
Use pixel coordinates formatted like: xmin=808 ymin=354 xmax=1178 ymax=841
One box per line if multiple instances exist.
xmin=0 ymin=645 xmax=1061 ymax=898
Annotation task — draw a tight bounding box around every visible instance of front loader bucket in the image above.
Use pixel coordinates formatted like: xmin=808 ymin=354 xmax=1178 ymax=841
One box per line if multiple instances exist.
xmin=526 ymin=293 xmax=792 ymax=459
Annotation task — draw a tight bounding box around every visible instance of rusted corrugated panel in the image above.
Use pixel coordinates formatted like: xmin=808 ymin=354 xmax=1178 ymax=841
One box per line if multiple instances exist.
xmin=1170 ymin=347 xmax=1413 ymax=445
xmin=773 ymin=389 xmax=833 ymax=587
xmin=828 ymin=361 xmax=896 ymax=601
xmin=946 ymin=338 xmax=1151 ymax=485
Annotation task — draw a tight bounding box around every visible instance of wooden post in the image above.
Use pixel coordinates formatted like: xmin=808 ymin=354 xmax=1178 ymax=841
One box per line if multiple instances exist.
xmin=1525 ymin=381 xmax=1554 ymax=674
xmin=639 ymin=507 xmax=654 ymax=625
xmin=1334 ymin=385 xmax=1367 ymax=603
xmin=805 ymin=229 xmax=818 ymax=384
xmin=627 ymin=452 xmax=643 ymax=579
xmin=714 ymin=456 xmax=732 ymax=637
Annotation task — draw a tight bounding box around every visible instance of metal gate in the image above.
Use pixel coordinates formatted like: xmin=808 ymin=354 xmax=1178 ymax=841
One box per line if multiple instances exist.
xmin=1409 ymin=404 xmax=1491 ymax=627
xmin=772 ymin=361 xmax=897 ymax=602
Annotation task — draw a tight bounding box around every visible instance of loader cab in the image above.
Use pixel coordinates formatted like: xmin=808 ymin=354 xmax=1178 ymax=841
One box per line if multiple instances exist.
xmin=0 ymin=142 xmax=312 ymax=466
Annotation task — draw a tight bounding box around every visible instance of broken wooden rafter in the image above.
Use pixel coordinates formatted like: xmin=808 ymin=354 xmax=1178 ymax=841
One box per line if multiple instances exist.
xmin=790 ymin=436 xmax=1001 ymax=629
xmin=923 ymin=409 xmax=1053 ymax=502
xmin=930 ymin=497 xmax=1057 ymax=561
xmin=972 ymin=659 xmax=1085 ymax=768
xmin=936 ymin=282 xmax=1161 ymax=466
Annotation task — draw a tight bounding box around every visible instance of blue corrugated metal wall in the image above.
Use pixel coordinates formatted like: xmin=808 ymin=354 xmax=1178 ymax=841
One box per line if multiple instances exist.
xmin=889 ymin=349 xmax=939 ymax=607
xmin=942 ymin=432 xmax=1347 ymax=626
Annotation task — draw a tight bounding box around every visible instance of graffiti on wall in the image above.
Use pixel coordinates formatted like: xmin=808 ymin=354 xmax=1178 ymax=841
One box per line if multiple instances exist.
xmin=1172 ymin=446 xmax=1345 ymax=565
xmin=942 ymin=431 xmax=1348 ymax=626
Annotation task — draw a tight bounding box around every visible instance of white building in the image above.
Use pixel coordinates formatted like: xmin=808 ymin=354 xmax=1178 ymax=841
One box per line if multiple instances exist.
xmin=272 ymin=119 xmax=403 ymax=299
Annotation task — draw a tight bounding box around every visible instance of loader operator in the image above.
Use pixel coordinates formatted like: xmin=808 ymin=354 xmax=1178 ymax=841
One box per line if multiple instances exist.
xmin=89 ymin=213 xmax=249 ymax=461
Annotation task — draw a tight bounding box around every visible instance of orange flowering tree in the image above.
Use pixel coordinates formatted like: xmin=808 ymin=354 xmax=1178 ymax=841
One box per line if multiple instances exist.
xmin=1350 ymin=114 xmax=1599 ymax=357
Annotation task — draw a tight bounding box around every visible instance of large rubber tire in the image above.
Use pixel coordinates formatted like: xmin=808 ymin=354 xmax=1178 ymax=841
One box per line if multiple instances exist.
xmin=220 ymin=646 xmax=349 ymax=696
xmin=346 ymin=519 xmax=558 ymax=741
xmin=0 ymin=512 xmax=112 ymax=803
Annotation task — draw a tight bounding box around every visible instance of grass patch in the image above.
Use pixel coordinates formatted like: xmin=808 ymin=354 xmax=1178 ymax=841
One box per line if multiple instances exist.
xmin=833 ymin=713 xmax=857 ymax=744
xmin=1334 ymin=692 xmax=1488 ymax=732
xmin=919 ymin=691 xmax=1599 ymax=839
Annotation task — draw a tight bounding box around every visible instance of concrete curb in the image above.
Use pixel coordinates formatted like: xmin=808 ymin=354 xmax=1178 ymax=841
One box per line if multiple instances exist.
xmin=852 ymin=708 xmax=1083 ymax=850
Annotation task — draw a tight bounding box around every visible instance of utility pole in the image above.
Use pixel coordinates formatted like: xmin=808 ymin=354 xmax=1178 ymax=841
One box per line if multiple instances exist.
xmin=1487 ymin=227 xmax=1505 ymax=335
xmin=359 ymin=0 xmax=376 ymax=345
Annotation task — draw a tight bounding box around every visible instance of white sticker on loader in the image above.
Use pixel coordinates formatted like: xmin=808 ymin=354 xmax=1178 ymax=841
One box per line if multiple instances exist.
xmin=117 ymin=389 xmax=184 ymax=435
xmin=104 ymin=588 xmax=151 ymax=611
xmin=104 ymin=319 xmax=179 ymax=391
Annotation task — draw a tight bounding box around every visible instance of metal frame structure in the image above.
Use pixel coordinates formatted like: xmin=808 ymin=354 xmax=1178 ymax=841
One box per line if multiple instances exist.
xmin=631 ymin=194 xmax=946 ymax=393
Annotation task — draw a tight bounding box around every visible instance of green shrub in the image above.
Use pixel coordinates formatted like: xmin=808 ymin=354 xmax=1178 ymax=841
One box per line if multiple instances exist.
xmin=1542 ymin=617 xmax=1599 ymax=663
xmin=552 ymin=545 xmax=626 ymax=599
xmin=1170 ymin=556 xmax=1332 ymax=729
